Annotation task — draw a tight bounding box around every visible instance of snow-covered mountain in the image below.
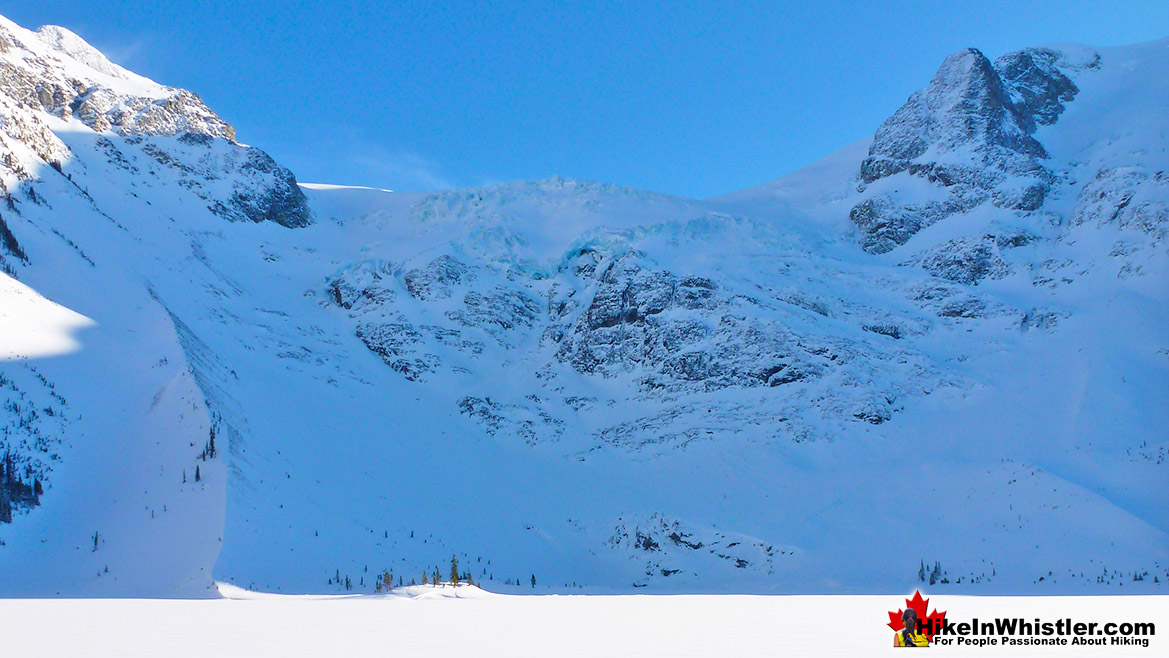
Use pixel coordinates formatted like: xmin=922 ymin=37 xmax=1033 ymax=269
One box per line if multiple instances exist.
xmin=0 ymin=13 xmax=1164 ymax=596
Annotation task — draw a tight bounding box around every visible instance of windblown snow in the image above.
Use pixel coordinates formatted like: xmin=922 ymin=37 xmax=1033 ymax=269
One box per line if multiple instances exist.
xmin=0 ymin=14 xmax=1165 ymax=597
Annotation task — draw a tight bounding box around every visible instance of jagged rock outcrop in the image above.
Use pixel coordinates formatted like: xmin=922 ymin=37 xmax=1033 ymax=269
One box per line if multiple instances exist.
xmin=550 ymin=250 xmax=830 ymax=393
xmin=917 ymin=236 xmax=1012 ymax=285
xmin=0 ymin=19 xmax=310 ymax=229
xmin=850 ymin=46 xmax=1097 ymax=255
xmin=1069 ymin=166 xmax=1169 ymax=239
xmin=859 ymin=48 xmax=1046 ymax=186
xmin=994 ymin=48 xmax=1084 ymax=126
xmin=605 ymin=513 xmax=792 ymax=586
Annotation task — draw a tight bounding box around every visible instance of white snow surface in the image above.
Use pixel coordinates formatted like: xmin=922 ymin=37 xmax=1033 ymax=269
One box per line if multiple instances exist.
xmin=0 ymin=16 xmax=1164 ymax=599
xmin=0 ymin=274 xmax=94 ymax=359
xmin=2 ymin=587 xmax=1165 ymax=657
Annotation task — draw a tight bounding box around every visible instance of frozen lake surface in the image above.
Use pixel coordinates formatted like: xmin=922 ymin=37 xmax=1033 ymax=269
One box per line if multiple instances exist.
xmin=5 ymin=586 xmax=1165 ymax=657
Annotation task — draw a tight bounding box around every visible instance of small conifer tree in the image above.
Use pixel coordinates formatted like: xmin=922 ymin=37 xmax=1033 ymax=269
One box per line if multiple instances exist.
xmin=451 ymin=554 xmax=460 ymax=586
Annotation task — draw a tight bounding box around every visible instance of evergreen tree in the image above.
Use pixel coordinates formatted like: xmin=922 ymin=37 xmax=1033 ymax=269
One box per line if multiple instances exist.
xmin=0 ymin=487 xmax=11 ymax=524
xmin=467 ymin=571 xmax=474 ymax=587
xmin=422 ymin=572 xmax=428 ymax=585
xmin=451 ymin=554 xmax=460 ymax=586
xmin=434 ymin=567 xmax=441 ymax=586
xmin=195 ymin=465 xmax=201 ymax=482
xmin=531 ymin=574 xmax=536 ymax=588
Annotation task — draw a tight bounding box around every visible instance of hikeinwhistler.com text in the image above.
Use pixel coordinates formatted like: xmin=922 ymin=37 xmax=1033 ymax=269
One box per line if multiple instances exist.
xmin=922 ymin=617 xmax=1155 ymax=648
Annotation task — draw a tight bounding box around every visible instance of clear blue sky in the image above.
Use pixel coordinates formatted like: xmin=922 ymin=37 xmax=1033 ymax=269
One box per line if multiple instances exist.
xmin=7 ymin=1 xmax=1169 ymax=197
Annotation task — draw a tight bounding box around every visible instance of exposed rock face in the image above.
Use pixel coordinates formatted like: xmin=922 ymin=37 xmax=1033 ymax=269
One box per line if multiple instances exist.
xmin=0 ymin=20 xmax=309 ymax=228
xmin=1069 ymin=166 xmax=1169 ymax=239
xmin=849 ymin=196 xmax=972 ymax=255
xmin=860 ymin=48 xmax=1045 ymax=186
xmin=404 ymin=256 xmax=472 ymax=301
xmin=325 ymin=181 xmax=945 ymax=451
xmin=550 ymin=250 xmax=830 ymax=393
xmin=918 ymin=236 xmax=1012 ymax=285
xmin=850 ymin=47 xmax=1096 ymax=255
xmin=604 ymin=513 xmax=793 ymax=586
xmin=0 ymin=27 xmax=234 ymax=140
xmin=994 ymin=48 xmax=1083 ymax=126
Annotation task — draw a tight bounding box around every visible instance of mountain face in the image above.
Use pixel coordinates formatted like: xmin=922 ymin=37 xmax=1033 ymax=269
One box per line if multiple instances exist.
xmin=851 ymin=47 xmax=1081 ymax=254
xmin=0 ymin=13 xmax=1165 ymax=597
xmin=0 ymin=20 xmax=309 ymax=232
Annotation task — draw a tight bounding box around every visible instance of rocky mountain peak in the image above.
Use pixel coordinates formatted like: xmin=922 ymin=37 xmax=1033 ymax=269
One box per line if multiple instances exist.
xmin=860 ymin=46 xmax=1045 ymax=186
xmin=850 ymin=44 xmax=1096 ymax=254
xmin=0 ymin=16 xmax=311 ymax=229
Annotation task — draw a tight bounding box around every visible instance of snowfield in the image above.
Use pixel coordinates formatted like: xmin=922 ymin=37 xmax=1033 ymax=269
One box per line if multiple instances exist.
xmin=0 ymin=273 xmax=94 ymax=359
xmin=3 ymin=586 xmax=1165 ymax=657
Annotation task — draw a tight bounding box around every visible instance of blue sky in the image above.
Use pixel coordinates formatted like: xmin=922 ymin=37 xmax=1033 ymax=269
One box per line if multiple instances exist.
xmin=7 ymin=1 xmax=1169 ymax=197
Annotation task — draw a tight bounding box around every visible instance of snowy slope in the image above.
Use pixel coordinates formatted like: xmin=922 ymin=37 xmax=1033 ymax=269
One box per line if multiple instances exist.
xmin=0 ymin=13 xmax=1165 ymax=597
xmin=0 ymin=14 xmax=308 ymax=596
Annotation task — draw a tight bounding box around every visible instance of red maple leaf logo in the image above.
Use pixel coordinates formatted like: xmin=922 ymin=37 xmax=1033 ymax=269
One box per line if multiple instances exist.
xmin=887 ymin=590 xmax=947 ymax=641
